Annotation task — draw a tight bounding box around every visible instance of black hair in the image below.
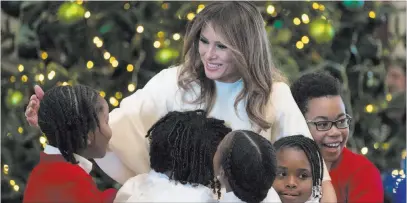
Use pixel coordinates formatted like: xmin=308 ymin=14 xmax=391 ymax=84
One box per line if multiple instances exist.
xmin=38 ymin=84 xmax=103 ymax=164
xmin=146 ymin=110 xmax=231 ymax=194
xmin=274 ymin=135 xmax=324 ymax=199
xmin=219 ymin=130 xmax=277 ymax=203
xmin=290 ymin=72 xmax=342 ymax=114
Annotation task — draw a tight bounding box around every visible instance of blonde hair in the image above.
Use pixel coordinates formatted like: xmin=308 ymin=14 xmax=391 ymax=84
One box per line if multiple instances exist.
xmin=178 ymin=1 xmax=286 ymax=130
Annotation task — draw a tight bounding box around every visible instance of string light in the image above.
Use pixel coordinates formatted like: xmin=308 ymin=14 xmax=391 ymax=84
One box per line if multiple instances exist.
xmin=365 ymin=104 xmax=374 ymax=113
xmin=161 ymin=3 xmax=169 ymax=10
xmin=18 ymin=64 xmax=24 ymax=72
xmin=41 ymin=52 xmax=48 ymax=60
xmin=319 ymin=4 xmax=325 ymax=11
xmin=136 ymin=26 xmax=144 ymax=33
xmin=48 ymin=71 xmax=56 ymax=80
xmin=13 ymin=185 xmax=19 ymax=192
xmin=124 ymin=3 xmax=130 ymax=10
xmin=266 ymin=5 xmax=275 ymax=15
xmin=86 ymin=61 xmax=94 ymax=69
xmin=17 ymin=127 xmax=23 ymax=134
xmin=187 ymin=12 xmax=195 ymax=21
xmin=21 ymin=75 xmax=28 ymax=82
xmin=157 ymin=31 xmax=165 ymax=38
xmin=173 ymin=33 xmax=181 ymax=41
xmin=99 ymin=91 xmax=106 ymax=98
xmin=296 ymin=41 xmax=304 ymax=49
xmin=293 ymin=18 xmax=301 ymax=25
xmin=39 ymin=136 xmax=47 ymax=144
xmin=164 ymin=39 xmax=171 ymax=46
xmin=115 ymin=92 xmax=123 ymax=99
xmin=37 ymin=74 xmax=45 ymax=82
xmin=109 ymin=97 xmax=119 ymax=107
xmin=62 ymin=82 xmax=69 ymax=86
xmin=361 ymin=147 xmax=368 ymax=155
xmin=374 ymin=142 xmax=379 ymax=149
xmin=312 ymin=3 xmax=319 ymax=9
xmin=76 ymin=0 xmax=83 ymax=5
xmin=382 ymin=143 xmax=390 ymax=150
xmin=109 ymin=57 xmax=116 ymax=63
xmin=369 ymin=11 xmax=376 ymax=19
xmin=301 ymin=14 xmax=310 ymax=24
xmin=126 ymin=64 xmax=134 ymax=72
xmin=128 ymin=83 xmax=136 ymax=92
xmin=84 ymin=11 xmax=91 ymax=18
xmin=103 ymin=52 xmax=111 ymax=59
xmin=3 ymin=164 xmax=9 ymax=175
xmin=301 ymin=36 xmax=310 ymax=44
xmin=197 ymin=4 xmax=205 ymax=13
xmin=10 ymin=76 xmax=16 ymax=82
xmin=111 ymin=60 xmax=119 ymax=68
xmin=153 ymin=41 xmax=161 ymax=48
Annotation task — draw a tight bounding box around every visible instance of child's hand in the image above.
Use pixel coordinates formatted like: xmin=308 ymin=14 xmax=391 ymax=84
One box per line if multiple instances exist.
xmin=25 ymin=85 xmax=45 ymax=127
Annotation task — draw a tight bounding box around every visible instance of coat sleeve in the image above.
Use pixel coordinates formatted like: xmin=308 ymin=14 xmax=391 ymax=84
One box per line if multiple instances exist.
xmin=94 ymin=67 xmax=179 ymax=184
xmin=270 ymin=82 xmax=331 ymax=181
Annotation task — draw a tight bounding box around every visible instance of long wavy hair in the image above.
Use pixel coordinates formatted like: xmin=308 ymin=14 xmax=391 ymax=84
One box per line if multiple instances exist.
xmin=178 ymin=1 xmax=286 ymax=130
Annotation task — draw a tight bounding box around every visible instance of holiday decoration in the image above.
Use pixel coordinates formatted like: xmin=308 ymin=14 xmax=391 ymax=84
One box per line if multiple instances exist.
xmin=154 ymin=48 xmax=179 ymax=65
xmin=57 ymin=2 xmax=86 ymax=24
xmin=5 ymin=89 xmax=24 ymax=108
xmin=309 ymin=18 xmax=335 ymax=44
xmin=342 ymin=0 xmax=365 ymax=10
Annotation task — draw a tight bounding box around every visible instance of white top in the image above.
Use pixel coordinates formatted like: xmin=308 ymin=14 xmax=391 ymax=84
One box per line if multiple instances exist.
xmin=43 ymin=145 xmax=93 ymax=174
xmin=94 ymin=65 xmax=330 ymax=184
xmin=220 ymin=188 xmax=282 ymax=203
xmin=114 ymin=170 xmax=216 ymax=203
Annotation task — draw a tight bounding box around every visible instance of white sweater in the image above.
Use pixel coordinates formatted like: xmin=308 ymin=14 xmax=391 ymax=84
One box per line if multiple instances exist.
xmin=94 ymin=65 xmax=330 ymax=184
xmin=114 ymin=170 xmax=216 ymax=203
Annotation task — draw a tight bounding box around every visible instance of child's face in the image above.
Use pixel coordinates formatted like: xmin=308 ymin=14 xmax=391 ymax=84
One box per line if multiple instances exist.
xmin=86 ymin=97 xmax=112 ymax=158
xmin=304 ymin=96 xmax=349 ymax=166
xmin=273 ymin=147 xmax=312 ymax=203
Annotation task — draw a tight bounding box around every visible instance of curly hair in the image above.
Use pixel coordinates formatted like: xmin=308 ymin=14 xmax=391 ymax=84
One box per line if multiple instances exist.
xmin=146 ymin=110 xmax=231 ymax=192
xmin=290 ymin=72 xmax=342 ymax=114
xmin=38 ymin=85 xmax=103 ymax=164
xmin=219 ymin=130 xmax=277 ymax=203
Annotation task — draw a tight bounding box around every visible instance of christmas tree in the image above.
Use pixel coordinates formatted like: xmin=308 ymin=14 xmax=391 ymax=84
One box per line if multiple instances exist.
xmin=1 ymin=1 xmax=405 ymax=202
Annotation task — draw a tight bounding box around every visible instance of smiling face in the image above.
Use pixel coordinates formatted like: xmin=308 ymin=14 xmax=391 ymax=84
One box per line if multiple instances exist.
xmin=273 ymin=147 xmax=313 ymax=203
xmin=198 ymin=22 xmax=240 ymax=83
xmin=305 ymin=96 xmax=349 ymax=167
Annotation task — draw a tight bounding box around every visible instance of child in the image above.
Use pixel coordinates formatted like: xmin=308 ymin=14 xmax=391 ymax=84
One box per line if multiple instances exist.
xmin=213 ymin=130 xmax=282 ymax=203
xmin=23 ymin=85 xmax=117 ymax=203
xmin=272 ymin=135 xmax=324 ymax=203
xmin=114 ymin=110 xmax=232 ymax=202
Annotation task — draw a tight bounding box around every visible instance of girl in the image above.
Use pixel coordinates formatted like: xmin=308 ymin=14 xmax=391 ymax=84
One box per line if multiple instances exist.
xmin=25 ymin=2 xmax=336 ymax=201
xmin=23 ymin=85 xmax=116 ymax=203
xmin=213 ymin=130 xmax=281 ymax=203
xmin=272 ymin=135 xmax=324 ymax=203
xmin=114 ymin=110 xmax=231 ymax=202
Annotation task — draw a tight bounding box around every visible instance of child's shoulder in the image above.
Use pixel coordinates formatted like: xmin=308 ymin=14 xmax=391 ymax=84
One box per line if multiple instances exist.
xmin=30 ymin=162 xmax=91 ymax=181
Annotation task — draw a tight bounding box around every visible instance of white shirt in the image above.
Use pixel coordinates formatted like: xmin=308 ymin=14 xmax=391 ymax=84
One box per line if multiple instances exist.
xmin=43 ymin=145 xmax=93 ymax=174
xmin=94 ymin=65 xmax=330 ymax=184
xmin=114 ymin=170 xmax=216 ymax=203
xmin=220 ymin=188 xmax=282 ymax=203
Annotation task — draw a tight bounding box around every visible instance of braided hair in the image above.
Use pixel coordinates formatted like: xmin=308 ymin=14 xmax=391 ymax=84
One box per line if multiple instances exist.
xmin=219 ymin=130 xmax=277 ymax=203
xmin=273 ymin=135 xmax=324 ymax=200
xmin=38 ymin=85 xmax=103 ymax=164
xmin=146 ymin=110 xmax=231 ymax=190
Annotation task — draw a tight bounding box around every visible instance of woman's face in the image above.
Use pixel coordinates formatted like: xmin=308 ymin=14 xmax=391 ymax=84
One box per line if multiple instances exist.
xmin=198 ymin=22 xmax=240 ymax=83
xmin=273 ymin=147 xmax=313 ymax=203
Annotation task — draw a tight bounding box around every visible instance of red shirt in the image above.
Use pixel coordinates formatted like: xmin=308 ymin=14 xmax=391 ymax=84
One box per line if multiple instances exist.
xmin=330 ymin=148 xmax=384 ymax=203
xmin=23 ymin=152 xmax=117 ymax=203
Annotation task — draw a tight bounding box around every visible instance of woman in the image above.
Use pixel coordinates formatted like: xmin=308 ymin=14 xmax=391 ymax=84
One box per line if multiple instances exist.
xmin=25 ymin=1 xmax=336 ymax=201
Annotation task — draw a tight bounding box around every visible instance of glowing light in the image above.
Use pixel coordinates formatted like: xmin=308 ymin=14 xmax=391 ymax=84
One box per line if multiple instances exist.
xmin=39 ymin=136 xmax=47 ymax=144
xmin=301 ymin=36 xmax=310 ymax=44
xmin=115 ymin=92 xmax=123 ymax=99
xmin=103 ymin=52 xmax=111 ymax=59
xmin=86 ymin=61 xmax=94 ymax=69
xmin=127 ymin=64 xmax=134 ymax=72
xmin=365 ymin=104 xmax=374 ymax=113
xmin=374 ymin=142 xmax=379 ymax=149
xmin=266 ymin=5 xmax=275 ymax=14
xmin=293 ymin=18 xmax=301 ymax=25
xmin=13 ymin=185 xmax=19 ymax=192
xmin=153 ymin=41 xmax=161 ymax=48
xmin=109 ymin=97 xmax=119 ymax=107
xmin=386 ymin=94 xmax=392 ymax=101
xmin=48 ymin=71 xmax=56 ymax=80
xmin=157 ymin=31 xmax=165 ymax=38
xmin=136 ymin=26 xmax=144 ymax=33
xmin=84 ymin=11 xmax=91 ymax=18
xmin=41 ymin=52 xmax=48 ymax=60
xmin=319 ymin=4 xmax=325 ymax=11
xmin=312 ymin=3 xmax=319 ymax=9
xmin=111 ymin=60 xmax=119 ymax=68
xmin=301 ymin=14 xmax=310 ymax=24
xmin=21 ymin=75 xmax=28 ymax=82
xmin=124 ymin=3 xmax=130 ymax=10
xmin=38 ymin=74 xmax=45 ymax=82
xmin=187 ymin=13 xmax=195 ymax=21
xmin=296 ymin=41 xmax=304 ymax=49
xmin=173 ymin=33 xmax=181 ymax=41
xmin=10 ymin=76 xmax=16 ymax=82
xmin=197 ymin=4 xmax=205 ymax=13
xmin=128 ymin=83 xmax=136 ymax=92
xmin=99 ymin=91 xmax=106 ymax=98
xmin=18 ymin=64 xmax=24 ymax=72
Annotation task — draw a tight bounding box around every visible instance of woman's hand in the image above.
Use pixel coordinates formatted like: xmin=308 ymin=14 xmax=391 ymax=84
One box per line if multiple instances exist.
xmin=25 ymin=85 xmax=45 ymax=127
